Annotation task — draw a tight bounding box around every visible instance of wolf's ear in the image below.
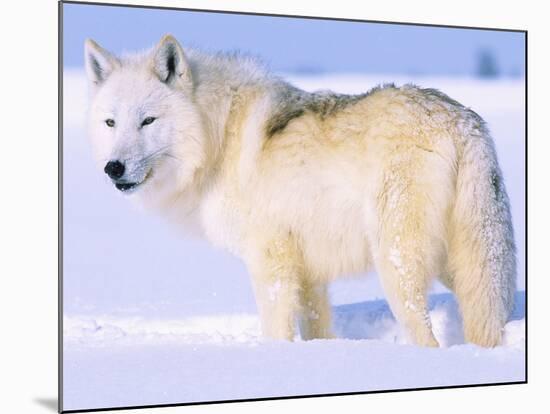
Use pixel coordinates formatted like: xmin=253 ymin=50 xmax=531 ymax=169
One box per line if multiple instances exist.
xmin=152 ymin=35 xmax=192 ymax=89
xmin=84 ymin=39 xmax=119 ymax=89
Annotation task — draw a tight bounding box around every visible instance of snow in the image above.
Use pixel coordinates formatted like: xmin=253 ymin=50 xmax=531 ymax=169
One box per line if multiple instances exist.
xmin=63 ymin=292 xmax=525 ymax=410
xmin=62 ymin=70 xmax=525 ymax=411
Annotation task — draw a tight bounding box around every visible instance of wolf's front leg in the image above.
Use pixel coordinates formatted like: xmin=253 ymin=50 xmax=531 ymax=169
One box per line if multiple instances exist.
xmin=246 ymin=235 xmax=304 ymax=341
xmin=298 ymin=280 xmax=333 ymax=340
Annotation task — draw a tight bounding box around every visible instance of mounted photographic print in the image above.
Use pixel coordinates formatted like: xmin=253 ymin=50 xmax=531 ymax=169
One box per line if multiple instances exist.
xmin=60 ymin=1 xmax=527 ymax=412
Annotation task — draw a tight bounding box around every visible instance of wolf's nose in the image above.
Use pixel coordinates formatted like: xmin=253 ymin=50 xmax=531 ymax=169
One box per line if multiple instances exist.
xmin=104 ymin=160 xmax=125 ymax=179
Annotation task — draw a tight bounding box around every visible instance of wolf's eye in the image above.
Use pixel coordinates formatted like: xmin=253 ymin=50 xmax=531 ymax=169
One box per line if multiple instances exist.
xmin=105 ymin=119 xmax=115 ymax=127
xmin=141 ymin=117 xmax=156 ymax=127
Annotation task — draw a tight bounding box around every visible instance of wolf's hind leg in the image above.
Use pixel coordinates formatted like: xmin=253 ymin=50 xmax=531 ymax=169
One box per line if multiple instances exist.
xmin=376 ymin=244 xmax=439 ymax=347
xmin=298 ymin=280 xmax=333 ymax=340
xmin=373 ymin=152 xmax=450 ymax=347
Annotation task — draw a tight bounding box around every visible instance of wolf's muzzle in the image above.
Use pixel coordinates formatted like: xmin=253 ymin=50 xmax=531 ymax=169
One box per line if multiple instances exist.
xmin=104 ymin=160 xmax=125 ymax=179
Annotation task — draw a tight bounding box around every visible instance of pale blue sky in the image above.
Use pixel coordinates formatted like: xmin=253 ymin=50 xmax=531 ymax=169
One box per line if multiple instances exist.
xmin=63 ymin=2 xmax=525 ymax=76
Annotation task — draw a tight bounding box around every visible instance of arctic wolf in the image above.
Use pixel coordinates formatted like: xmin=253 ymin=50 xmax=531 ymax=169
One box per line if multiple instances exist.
xmin=85 ymin=35 xmax=516 ymax=347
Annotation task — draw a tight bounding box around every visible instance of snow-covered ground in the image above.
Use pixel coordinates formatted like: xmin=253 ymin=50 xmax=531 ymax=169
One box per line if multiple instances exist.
xmin=62 ymin=70 xmax=525 ymax=411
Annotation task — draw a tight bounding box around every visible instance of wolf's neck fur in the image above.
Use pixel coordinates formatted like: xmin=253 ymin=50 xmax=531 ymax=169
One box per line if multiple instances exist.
xmin=190 ymin=49 xmax=277 ymax=127
xmin=185 ymin=49 xmax=278 ymax=184
xmin=188 ymin=49 xmax=275 ymax=91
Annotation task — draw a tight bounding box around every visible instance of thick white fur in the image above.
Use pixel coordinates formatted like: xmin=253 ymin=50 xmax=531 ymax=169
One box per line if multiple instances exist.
xmin=85 ymin=35 xmax=516 ymax=347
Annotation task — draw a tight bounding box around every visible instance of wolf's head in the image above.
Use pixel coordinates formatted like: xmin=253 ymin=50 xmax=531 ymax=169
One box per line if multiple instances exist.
xmin=85 ymin=35 xmax=207 ymax=207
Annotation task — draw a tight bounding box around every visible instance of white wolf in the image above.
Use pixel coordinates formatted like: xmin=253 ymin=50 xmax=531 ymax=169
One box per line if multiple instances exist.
xmin=84 ymin=34 xmax=516 ymax=347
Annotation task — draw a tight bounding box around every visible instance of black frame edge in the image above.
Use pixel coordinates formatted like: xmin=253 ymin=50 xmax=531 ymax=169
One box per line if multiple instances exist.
xmin=61 ymin=381 xmax=528 ymax=413
xmin=58 ymin=1 xmax=64 ymax=413
xmin=60 ymin=0 xmax=527 ymax=33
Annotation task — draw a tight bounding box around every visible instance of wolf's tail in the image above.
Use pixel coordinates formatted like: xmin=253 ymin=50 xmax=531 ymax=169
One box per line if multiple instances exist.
xmin=447 ymin=115 xmax=516 ymax=347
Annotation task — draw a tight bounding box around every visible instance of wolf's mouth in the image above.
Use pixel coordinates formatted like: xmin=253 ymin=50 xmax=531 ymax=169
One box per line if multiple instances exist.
xmin=115 ymin=182 xmax=139 ymax=191
xmin=114 ymin=170 xmax=151 ymax=193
